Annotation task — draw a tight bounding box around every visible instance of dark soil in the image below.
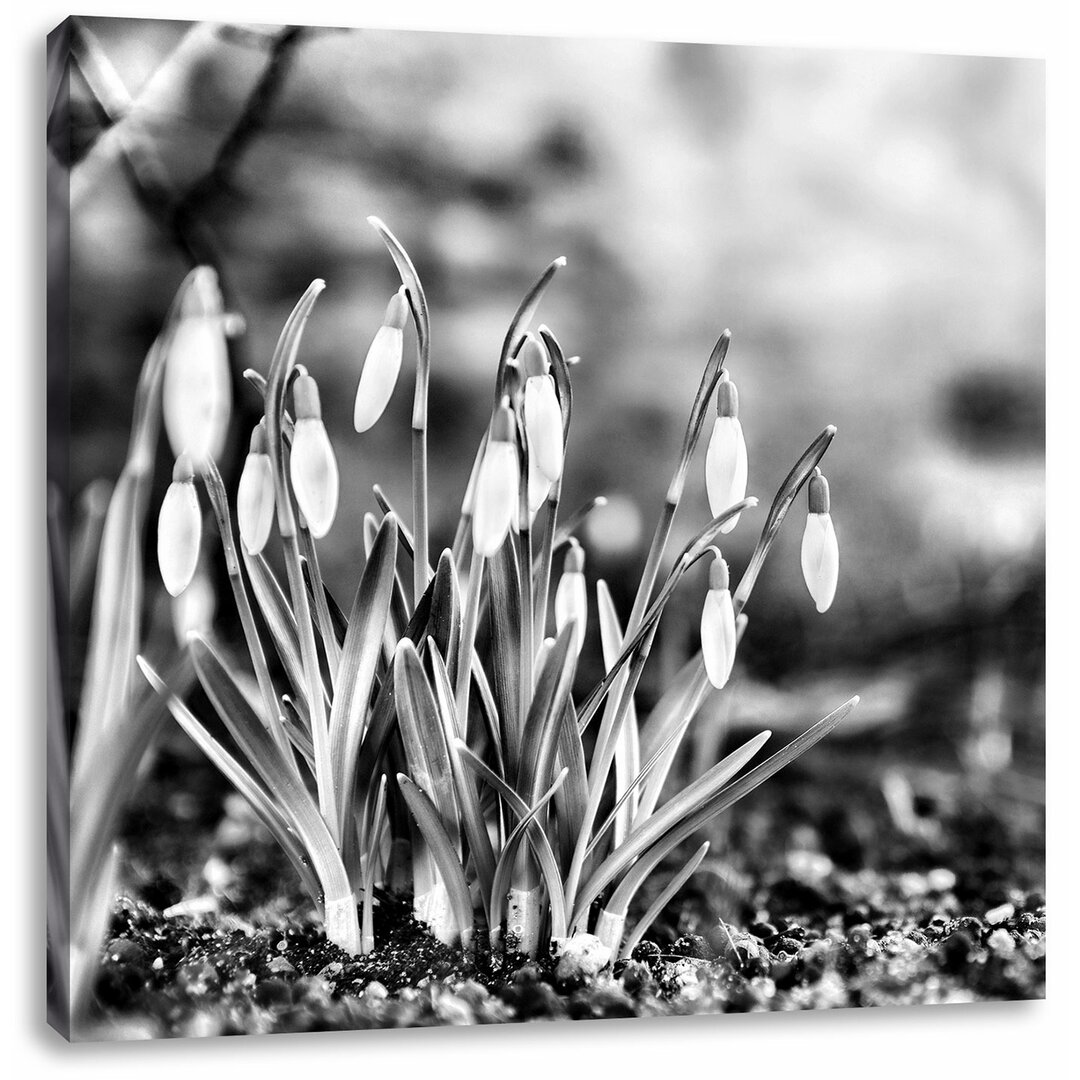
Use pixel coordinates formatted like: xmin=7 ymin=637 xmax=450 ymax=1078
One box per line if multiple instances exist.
xmin=76 ymin=727 xmax=1045 ymax=1039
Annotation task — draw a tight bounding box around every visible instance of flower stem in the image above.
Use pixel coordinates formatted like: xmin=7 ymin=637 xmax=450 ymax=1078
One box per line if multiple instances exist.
xmin=299 ymin=523 xmax=341 ymax=681
xmin=199 ymin=458 xmax=297 ymax=771
xmin=533 ymin=485 xmax=561 ymax=647
xmin=456 ymin=548 xmax=485 ymax=725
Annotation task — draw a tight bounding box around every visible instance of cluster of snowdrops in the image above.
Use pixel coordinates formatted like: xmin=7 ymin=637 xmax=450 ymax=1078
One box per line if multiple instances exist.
xmin=143 ymin=218 xmax=853 ymax=966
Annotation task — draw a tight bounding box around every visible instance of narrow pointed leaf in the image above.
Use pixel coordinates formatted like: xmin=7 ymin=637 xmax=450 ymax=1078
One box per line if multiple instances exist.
xmin=618 ymin=842 xmax=710 ymax=959
xmin=396 ymin=774 xmax=473 ymax=947
xmin=330 ymin=513 xmax=399 ymax=833
xmin=394 ymin=640 xmax=460 ymax=851
xmin=427 ymin=644 xmax=497 ymax=922
xmin=487 ymin=537 xmax=523 ymax=773
xmin=243 ymin=550 xmax=310 ymax=712
xmin=496 ymin=257 xmax=566 ymax=399
xmin=570 ymin=729 xmax=771 ymax=924
xmin=137 ymin=657 xmax=322 ymax=904
xmin=187 ymin=635 xmax=353 ymax=912
xmin=634 ymin=655 xmax=712 ymax=824
xmin=457 ymin=743 xmax=567 ymax=939
xmin=573 ymin=697 xmax=859 ymax=924
xmin=486 ymin=768 xmax=569 ymax=942
xmin=596 ymin=578 xmax=640 ymax=844
xmin=517 ymin=623 xmax=578 ymax=802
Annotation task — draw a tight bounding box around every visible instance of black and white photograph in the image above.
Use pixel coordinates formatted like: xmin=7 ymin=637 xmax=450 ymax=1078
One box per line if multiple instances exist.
xmin=45 ymin=9 xmax=1048 ymax=1046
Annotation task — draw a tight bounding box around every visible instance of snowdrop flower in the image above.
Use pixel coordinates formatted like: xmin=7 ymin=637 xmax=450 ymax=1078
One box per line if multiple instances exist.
xmin=701 ymin=550 xmax=737 ymax=689
xmin=158 ymin=453 xmax=202 ymax=597
xmin=800 ymin=468 xmax=839 ymax=613
xmin=162 ymin=266 xmax=232 ymax=467
xmin=290 ymin=373 xmax=339 ymax=538
xmin=705 ymin=373 xmax=748 ymax=533
xmin=527 ymin=454 xmax=552 ymax=518
xmin=236 ymin=422 xmax=276 ymax=554
xmin=472 ymin=401 xmax=519 ymax=558
xmin=554 ymin=540 xmax=588 ymax=659
xmin=354 ymin=287 xmax=409 ymax=432
xmin=520 ymin=334 xmax=563 ymax=484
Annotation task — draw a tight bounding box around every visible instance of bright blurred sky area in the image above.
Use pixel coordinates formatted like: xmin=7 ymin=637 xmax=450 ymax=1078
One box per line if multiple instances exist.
xmin=65 ymin=20 xmax=1044 ymax=658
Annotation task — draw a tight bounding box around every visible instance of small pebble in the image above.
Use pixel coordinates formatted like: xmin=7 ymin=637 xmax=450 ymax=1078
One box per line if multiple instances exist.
xmin=898 ymin=873 xmax=929 ymax=899
xmin=554 ymin=933 xmax=612 ymax=980
xmin=105 ymin=939 xmax=145 ymax=965
xmin=435 ymin=996 xmax=474 ymax=1025
xmin=786 ymin=850 xmax=834 ymax=883
xmin=987 ymin=928 xmax=1016 ymax=955
xmin=927 ymin=868 xmax=957 ymax=893
xmin=985 ymin=903 xmax=1015 ymax=926
xmin=672 ymin=934 xmax=714 ymax=960
xmin=619 ymin=960 xmax=655 ymax=996
xmin=631 ymin=940 xmax=662 ymax=965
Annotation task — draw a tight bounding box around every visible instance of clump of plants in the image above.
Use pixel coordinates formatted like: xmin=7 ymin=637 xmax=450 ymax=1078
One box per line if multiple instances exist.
xmin=135 ymin=218 xmax=857 ymax=967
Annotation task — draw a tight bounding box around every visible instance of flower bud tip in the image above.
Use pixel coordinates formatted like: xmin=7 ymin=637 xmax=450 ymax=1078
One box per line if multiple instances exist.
xmin=520 ymin=334 xmax=548 ymax=378
xmin=248 ymin=423 xmax=269 ymax=455
xmin=709 ymin=555 xmax=730 ymax=592
xmin=716 ymin=377 xmax=739 ymax=419
xmin=384 ymin=289 xmax=409 ymax=330
xmin=172 ymin=453 xmax=195 ymax=483
xmin=293 ymin=373 xmax=322 ymax=421
xmin=808 ymin=471 xmax=830 ymax=514
xmin=564 ymin=540 xmax=585 ymax=574
xmin=491 ymin=401 xmax=516 ymax=443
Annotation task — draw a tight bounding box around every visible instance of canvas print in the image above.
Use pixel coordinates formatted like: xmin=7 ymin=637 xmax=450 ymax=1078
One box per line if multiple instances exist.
xmin=46 ymin=17 xmax=1045 ymax=1041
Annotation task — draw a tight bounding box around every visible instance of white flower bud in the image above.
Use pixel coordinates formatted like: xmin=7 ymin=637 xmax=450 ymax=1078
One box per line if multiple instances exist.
xmin=800 ymin=472 xmax=838 ymax=613
xmin=527 ymin=453 xmax=552 ymax=517
xmin=162 ymin=267 xmax=232 ymax=468
xmin=354 ymin=288 xmax=408 ymax=432
xmin=171 ymin=565 xmax=216 ymax=644
xmin=472 ymin=403 xmax=519 ymax=558
xmin=158 ymin=454 xmax=202 ymax=597
xmin=705 ymin=375 xmax=748 ymax=533
xmin=701 ymin=552 xmax=736 ymax=689
xmin=554 ymin=541 xmax=587 ymax=658
xmin=520 ymin=336 xmax=563 ymax=484
xmin=289 ymin=375 xmax=339 ymax=539
xmin=236 ymin=424 xmax=276 ymax=554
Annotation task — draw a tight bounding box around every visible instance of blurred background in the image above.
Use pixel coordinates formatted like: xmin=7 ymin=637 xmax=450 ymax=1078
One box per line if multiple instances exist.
xmin=55 ymin=19 xmax=1044 ymax=831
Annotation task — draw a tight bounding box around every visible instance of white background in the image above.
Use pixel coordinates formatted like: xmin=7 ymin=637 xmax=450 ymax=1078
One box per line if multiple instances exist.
xmin=7 ymin=1 xmax=1076 ymax=1077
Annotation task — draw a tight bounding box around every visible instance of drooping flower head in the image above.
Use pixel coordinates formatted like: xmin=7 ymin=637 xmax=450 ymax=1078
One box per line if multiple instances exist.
xmin=472 ymin=400 xmax=520 ymax=558
xmin=290 ymin=373 xmax=339 ymax=539
xmin=520 ymin=333 xmax=564 ymax=484
xmin=705 ymin=372 xmax=748 ymax=533
xmin=800 ymin=468 xmax=839 ymax=613
xmin=701 ymin=549 xmax=737 ymax=689
xmin=237 ymin=421 xmax=276 ymax=555
xmin=554 ymin=539 xmax=588 ymax=659
xmin=157 ymin=452 xmax=202 ymax=597
xmin=162 ymin=266 xmax=232 ymax=468
xmin=354 ymin=287 xmax=409 ymax=433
